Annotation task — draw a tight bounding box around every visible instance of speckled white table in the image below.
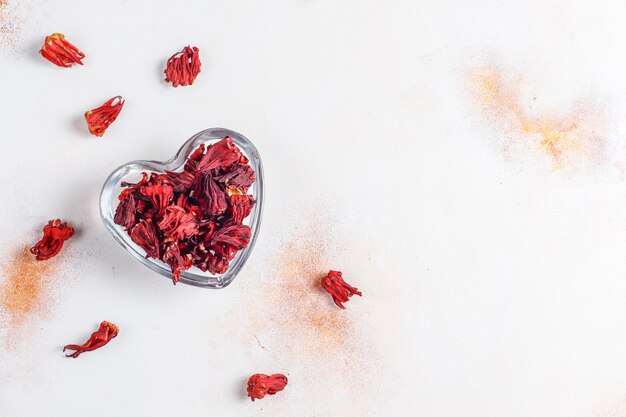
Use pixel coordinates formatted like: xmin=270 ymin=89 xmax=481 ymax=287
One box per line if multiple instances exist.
xmin=2 ymin=1 xmax=626 ymax=416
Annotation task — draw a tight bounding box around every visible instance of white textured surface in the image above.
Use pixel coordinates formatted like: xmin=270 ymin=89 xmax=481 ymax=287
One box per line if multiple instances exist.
xmin=2 ymin=1 xmax=626 ymax=416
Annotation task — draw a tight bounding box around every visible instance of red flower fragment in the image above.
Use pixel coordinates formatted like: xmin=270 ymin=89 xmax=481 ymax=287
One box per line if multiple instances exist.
xmin=39 ymin=33 xmax=85 ymax=68
xmin=114 ymin=137 xmax=256 ymax=284
xmin=321 ymin=270 xmax=362 ymax=309
xmin=30 ymin=219 xmax=75 ymax=261
xmin=63 ymin=321 xmax=119 ymax=358
xmin=247 ymin=374 xmax=288 ymax=401
xmin=84 ymin=96 xmax=125 ymax=137
xmin=164 ymin=46 xmax=201 ymax=87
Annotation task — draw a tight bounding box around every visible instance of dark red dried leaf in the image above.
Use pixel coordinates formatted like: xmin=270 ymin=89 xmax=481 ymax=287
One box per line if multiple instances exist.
xmin=211 ymin=224 xmax=251 ymax=250
xmin=228 ymin=195 xmax=255 ymax=225
xmin=84 ymin=96 xmax=125 ymax=137
xmin=40 ymin=33 xmax=85 ymax=68
xmin=162 ymin=243 xmax=193 ymax=284
xmin=114 ymin=193 xmax=137 ymax=230
xmin=140 ymin=185 xmax=173 ymax=215
xmin=247 ymin=374 xmax=288 ymax=401
xmin=199 ymin=173 xmax=228 ymax=216
xmin=157 ymin=206 xmax=198 ymax=240
xmin=63 ymin=321 xmax=118 ymax=358
xmin=130 ymin=220 xmax=160 ymax=259
xmin=30 ymin=219 xmax=75 ymax=261
xmin=196 ymin=137 xmax=241 ymax=172
xmin=215 ymin=163 xmax=256 ymax=193
xmin=164 ymin=46 xmax=201 ymax=87
xmin=321 ymin=270 xmax=362 ymax=309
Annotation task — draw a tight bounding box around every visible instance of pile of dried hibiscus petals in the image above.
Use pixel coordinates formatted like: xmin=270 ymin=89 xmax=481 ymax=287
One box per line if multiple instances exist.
xmin=114 ymin=136 xmax=256 ymax=284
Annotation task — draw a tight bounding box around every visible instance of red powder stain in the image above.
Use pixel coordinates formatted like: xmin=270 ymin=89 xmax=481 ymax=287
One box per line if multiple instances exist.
xmin=469 ymin=65 xmax=605 ymax=170
xmin=0 ymin=247 xmax=58 ymax=349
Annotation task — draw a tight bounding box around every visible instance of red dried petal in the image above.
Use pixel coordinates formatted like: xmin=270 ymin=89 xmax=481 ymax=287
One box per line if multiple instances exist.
xmin=63 ymin=321 xmax=118 ymax=358
xmin=185 ymin=144 xmax=206 ymax=171
xmin=247 ymin=374 xmax=288 ymax=401
xmin=211 ymin=224 xmax=251 ymax=250
xmin=164 ymin=46 xmax=201 ymax=87
xmin=30 ymin=219 xmax=75 ymax=261
xmin=227 ymin=194 xmax=255 ymax=225
xmin=114 ymin=193 xmax=137 ymax=230
xmin=162 ymin=243 xmax=193 ymax=284
xmin=157 ymin=206 xmax=198 ymax=240
xmin=84 ymin=96 xmax=125 ymax=137
xmin=215 ymin=164 xmax=256 ymax=193
xmin=130 ymin=220 xmax=160 ymax=259
xmin=161 ymin=170 xmax=196 ymax=193
xmin=206 ymin=252 xmax=229 ymax=275
xmin=196 ymin=137 xmax=241 ymax=172
xmin=140 ymin=185 xmax=173 ymax=214
xmin=198 ymin=173 xmax=228 ymax=216
xmin=321 ymin=270 xmax=362 ymax=309
xmin=39 ymin=33 xmax=85 ymax=68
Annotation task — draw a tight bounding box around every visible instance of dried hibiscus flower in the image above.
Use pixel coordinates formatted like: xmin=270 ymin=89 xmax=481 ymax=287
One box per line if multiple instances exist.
xmin=63 ymin=321 xmax=119 ymax=358
xmin=247 ymin=374 xmax=288 ymax=401
xmin=84 ymin=96 xmax=125 ymax=137
xmin=40 ymin=33 xmax=85 ymax=68
xmin=321 ymin=270 xmax=362 ymax=309
xmin=164 ymin=46 xmax=201 ymax=87
xmin=30 ymin=219 xmax=75 ymax=261
xmin=114 ymin=136 xmax=256 ymax=284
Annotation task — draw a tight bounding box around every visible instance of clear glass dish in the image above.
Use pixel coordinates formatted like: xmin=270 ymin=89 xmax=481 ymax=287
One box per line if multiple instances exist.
xmin=99 ymin=128 xmax=264 ymax=289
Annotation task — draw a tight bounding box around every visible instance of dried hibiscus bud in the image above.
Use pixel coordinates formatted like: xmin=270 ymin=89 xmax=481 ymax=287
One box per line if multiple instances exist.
xmin=157 ymin=206 xmax=198 ymax=240
xmin=211 ymin=224 xmax=251 ymax=249
xmin=63 ymin=321 xmax=119 ymax=358
xmin=247 ymin=374 xmax=288 ymax=401
xmin=39 ymin=33 xmax=85 ymax=68
xmin=30 ymin=219 xmax=74 ymax=261
xmin=164 ymin=46 xmax=201 ymax=87
xmin=162 ymin=243 xmax=192 ymax=284
xmin=130 ymin=220 xmax=160 ymax=259
xmin=321 ymin=270 xmax=362 ymax=309
xmin=228 ymin=195 xmax=255 ymax=225
xmin=84 ymin=96 xmax=125 ymax=137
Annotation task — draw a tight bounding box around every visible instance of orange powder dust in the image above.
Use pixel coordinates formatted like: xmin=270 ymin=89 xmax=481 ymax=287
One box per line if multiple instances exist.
xmin=0 ymin=247 xmax=56 ymax=342
xmin=469 ymin=65 xmax=605 ymax=169
xmin=265 ymin=221 xmax=351 ymax=353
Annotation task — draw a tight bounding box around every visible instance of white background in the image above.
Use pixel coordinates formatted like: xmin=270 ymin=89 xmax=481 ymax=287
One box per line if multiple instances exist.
xmin=2 ymin=1 xmax=626 ymax=416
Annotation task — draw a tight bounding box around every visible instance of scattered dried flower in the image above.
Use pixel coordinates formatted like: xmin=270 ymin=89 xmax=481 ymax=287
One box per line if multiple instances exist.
xmin=247 ymin=373 xmax=288 ymax=401
xmin=29 ymin=219 xmax=74 ymax=261
xmin=321 ymin=270 xmax=362 ymax=309
xmin=39 ymin=33 xmax=85 ymax=68
xmin=164 ymin=45 xmax=201 ymax=87
xmin=84 ymin=96 xmax=125 ymax=137
xmin=63 ymin=321 xmax=119 ymax=358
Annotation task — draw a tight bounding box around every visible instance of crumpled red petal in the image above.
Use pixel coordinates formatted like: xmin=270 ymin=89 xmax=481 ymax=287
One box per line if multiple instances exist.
xmin=247 ymin=374 xmax=288 ymax=401
xmin=30 ymin=219 xmax=75 ymax=261
xmin=164 ymin=46 xmax=201 ymax=87
xmin=321 ymin=270 xmax=362 ymax=309
xmin=63 ymin=321 xmax=118 ymax=358
xmin=39 ymin=33 xmax=85 ymax=68
xmin=84 ymin=96 xmax=125 ymax=137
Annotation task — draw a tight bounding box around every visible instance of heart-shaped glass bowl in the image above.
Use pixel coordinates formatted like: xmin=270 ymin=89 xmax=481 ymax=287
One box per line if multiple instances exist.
xmin=100 ymin=128 xmax=264 ymax=289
